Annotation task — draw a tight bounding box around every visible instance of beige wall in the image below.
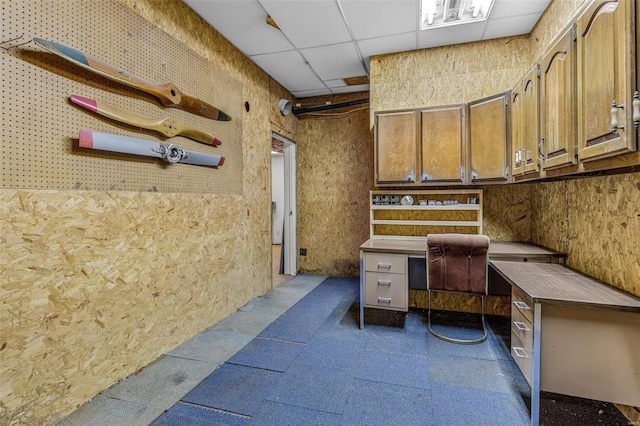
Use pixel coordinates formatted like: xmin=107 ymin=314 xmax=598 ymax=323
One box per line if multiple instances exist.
xmin=1 ymin=0 xmax=297 ymax=423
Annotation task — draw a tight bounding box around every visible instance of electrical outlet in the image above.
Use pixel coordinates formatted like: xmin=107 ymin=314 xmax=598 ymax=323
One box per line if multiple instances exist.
xmin=299 ymin=248 xmax=307 ymax=256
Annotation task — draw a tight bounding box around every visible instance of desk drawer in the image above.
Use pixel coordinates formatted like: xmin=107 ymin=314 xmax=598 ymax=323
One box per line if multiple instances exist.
xmin=364 ymin=272 xmax=407 ymax=310
xmin=512 ymin=288 xmax=533 ymax=324
xmin=511 ymin=329 xmax=532 ymax=386
xmin=512 ymin=306 xmax=533 ymax=351
xmin=364 ymin=253 xmax=405 ymax=274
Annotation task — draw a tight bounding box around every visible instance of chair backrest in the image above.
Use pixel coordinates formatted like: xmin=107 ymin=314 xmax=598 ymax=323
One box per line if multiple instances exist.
xmin=426 ymin=233 xmax=490 ymax=296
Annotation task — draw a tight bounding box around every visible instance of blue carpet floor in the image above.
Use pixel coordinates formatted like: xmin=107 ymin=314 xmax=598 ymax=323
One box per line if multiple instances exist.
xmin=151 ymin=277 xmax=629 ymax=425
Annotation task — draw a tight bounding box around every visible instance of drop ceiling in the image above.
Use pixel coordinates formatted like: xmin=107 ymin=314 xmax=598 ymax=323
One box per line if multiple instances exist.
xmin=183 ymin=0 xmax=551 ymax=99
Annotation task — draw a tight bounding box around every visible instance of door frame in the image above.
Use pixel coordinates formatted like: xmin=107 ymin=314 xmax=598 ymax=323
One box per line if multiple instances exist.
xmin=272 ymin=132 xmax=297 ymax=276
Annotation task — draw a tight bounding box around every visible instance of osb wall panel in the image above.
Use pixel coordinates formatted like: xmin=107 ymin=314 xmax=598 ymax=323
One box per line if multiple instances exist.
xmin=1 ymin=0 xmax=294 ymax=423
xmin=1 ymin=0 xmax=243 ymax=194
xmin=530 ymin=180 xmax=570 ymax=253
xmin=531 ymin=173 xmax=640 ymax=298
xmin=296 ymin=107 xmax=372 ymax=277
xmin=481 ymin=184 xmax=532 ymax=242
xmin=409 ymin=292 xmax=511 ymax=316
xmin=369 ymin=35 xmax=530 ymax=126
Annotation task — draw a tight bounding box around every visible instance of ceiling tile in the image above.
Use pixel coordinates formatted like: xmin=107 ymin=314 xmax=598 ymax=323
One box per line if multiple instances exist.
xmin=331 ymin=84 xmax=370 ymax=94
xmin=358 ymin=32 xmax=417 ymax=59
xmin=250 ymin=51 xmax=326 ymax=93
xmin=301 ymin=42 xmax=366 ymax=81
xmin=184 ymin=0 xmax=294 ymax=56
xmin=325 ymin=79 xmax=347 ymax=88
xmin=484 ymin=14 xmax=542 ymax=40
xmin=339 ymin=0 xmax=417 ymax=40
xmin=292 ymin=88 xmax=334 ymax=98
xmin=490 ymin=0 xmax=551 ymax=19
xmin=418 ymin=21 xmax=487 ymax=49
xmin=260 ymin=0 xmax=351 ymax=48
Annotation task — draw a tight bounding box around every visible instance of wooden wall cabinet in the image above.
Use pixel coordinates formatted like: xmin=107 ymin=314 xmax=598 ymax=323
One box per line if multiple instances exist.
xmin=420 ymin=105 xmax=466 ymax=184
xmin=374 ymin=105 xmax=465 ymax=187
xmin=511 ymin=65 xmax=541 ymax=178
xmin=374 ymin=110 xmax=419 ymax=185
xmin=576 ymin=0 xmax=637 ymax=162
xmin=469 ymin=92 xmax=511 ymax=184
xmin=540 ymin=25 xmax=578 ymax=170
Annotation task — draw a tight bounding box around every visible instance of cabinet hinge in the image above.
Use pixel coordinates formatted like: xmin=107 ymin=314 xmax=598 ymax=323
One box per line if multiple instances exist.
xmin=574 ymin=145 xmax=579 ymax=157
xmin=572 ymin=26 xmax=578 ymax=41
xmin=537 ymin=65 xmax=541 ymax=78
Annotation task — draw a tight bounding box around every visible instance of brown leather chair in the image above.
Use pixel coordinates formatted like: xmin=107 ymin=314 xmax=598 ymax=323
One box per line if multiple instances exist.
xmin=426 ymin=233 xmax=490 ymax=344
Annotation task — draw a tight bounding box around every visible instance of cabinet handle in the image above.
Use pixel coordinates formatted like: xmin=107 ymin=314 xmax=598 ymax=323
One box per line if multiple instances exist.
xmin=377 ymin=297 xmax=392 ymax=303
xmin=513 ymin=300 xmax=531 ymax=310
xmin=514 ymin=321 xmax=529 ymax=331
xmin=421 ymin=173 xmax=432 ymax=182
xmin=377 ymin=279 xmax=392 ymax=286
xmin=471 ymin=169 xmax=479 ymax=180
xmin=538 ymin=137 xmax=545 ymax=160
xmin=513 ymin=347 xmax=529 ymax=358
xmin=611 ymin=99 xmax=625 ymax=131
xmin=633 ymin=91 xmax=640 ymax=128
xmin=377 ymin=263 xmax=392 ymax=270
xmin=406 ymin=173 xmax=415 ymax=182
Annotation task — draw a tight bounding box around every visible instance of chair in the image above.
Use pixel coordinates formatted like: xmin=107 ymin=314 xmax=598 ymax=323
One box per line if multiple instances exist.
xmin=426 ymin=233 xmax=490 ymax=344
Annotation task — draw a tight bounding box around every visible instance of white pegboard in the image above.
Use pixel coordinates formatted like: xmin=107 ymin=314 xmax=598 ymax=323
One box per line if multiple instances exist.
xmin=1 ymin=0 xmax=243 ymax=193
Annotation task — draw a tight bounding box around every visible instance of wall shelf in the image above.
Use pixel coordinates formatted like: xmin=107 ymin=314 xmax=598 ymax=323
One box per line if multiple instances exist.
xmin=369 ymin=189 xmax=483 ymax=239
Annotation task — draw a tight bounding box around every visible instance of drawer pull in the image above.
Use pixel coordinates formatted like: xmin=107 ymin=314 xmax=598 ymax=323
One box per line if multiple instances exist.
xmin=513 ymin=347 xmax=529 ymax=359
xmin=513 ymin=321 xmax=529 ymax=331
xmin=377 ymin=279 xmax=392 ymax=286
xmin=377 ymin=263 xmax=392 ymax=270
xmin=378 ymin=297 xmax=392 ymax=303
xmin=513 ymin=301 xmax=531 ymax=310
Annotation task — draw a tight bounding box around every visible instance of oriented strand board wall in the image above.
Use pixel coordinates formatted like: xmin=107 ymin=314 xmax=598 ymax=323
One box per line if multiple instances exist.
xmin=296 ymin=98 xmax=372 ymax=277
xmin=369 ymin=35 xmax=531 ymax=127
xmin=0 ymin=0 xmax=297 ymax=424
xmin=530 ymin=173 xmax=640 ymax=298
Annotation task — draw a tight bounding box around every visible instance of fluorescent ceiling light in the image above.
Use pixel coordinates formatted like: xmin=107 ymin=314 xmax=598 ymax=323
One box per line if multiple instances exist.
xmin=420 ymin=0 xmax=495 ymax=30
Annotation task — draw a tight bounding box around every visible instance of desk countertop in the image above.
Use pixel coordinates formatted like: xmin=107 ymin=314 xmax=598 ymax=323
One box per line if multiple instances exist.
xmin=359 ymin=238 xmax=566 ymax=260
xmin=491 ymin=260 xmax=640 ymax=312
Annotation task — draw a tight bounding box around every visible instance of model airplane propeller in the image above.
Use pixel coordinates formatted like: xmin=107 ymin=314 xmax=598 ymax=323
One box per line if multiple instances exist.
xmin=35 ymin=38 xmax=231 ymax=121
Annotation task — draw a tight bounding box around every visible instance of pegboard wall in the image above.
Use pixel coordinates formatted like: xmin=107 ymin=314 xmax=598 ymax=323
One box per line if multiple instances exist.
xmin=1 ymin=0 xmax=243 ymax=193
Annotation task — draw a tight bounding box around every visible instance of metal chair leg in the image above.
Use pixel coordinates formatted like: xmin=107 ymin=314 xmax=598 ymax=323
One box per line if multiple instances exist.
xmin=427 ymin=291 xmax=487 ymax=344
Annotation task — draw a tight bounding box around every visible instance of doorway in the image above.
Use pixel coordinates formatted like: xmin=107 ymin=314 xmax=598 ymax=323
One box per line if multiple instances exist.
xmin=271 ymin=132 xmax=297 ymax=287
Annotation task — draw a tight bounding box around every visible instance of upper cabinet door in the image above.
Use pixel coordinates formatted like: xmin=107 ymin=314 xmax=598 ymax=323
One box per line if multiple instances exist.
xmin=469 ymin=92 xmax=510 ymax=184
xmin=420 ymin=105 xmax=465 ymax=184
xmin=510 ymin=87 xmax=524 ymax=176
xmin=375 ymin=110 xmax=419 ymax=185
xmin=577 ymin=0 xmax=637 ymax=161
xmin=522 ymin=65 xmax=541 ymax=175
xmin=540 ymin=25 xmax=578 ymax=170
xmin=513 ymin=65 xmax=542 ymax=177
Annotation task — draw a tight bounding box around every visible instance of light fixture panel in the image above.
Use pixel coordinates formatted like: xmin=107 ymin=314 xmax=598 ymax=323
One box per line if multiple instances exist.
xmin=420 ymin=0 xmax=496 ymax=30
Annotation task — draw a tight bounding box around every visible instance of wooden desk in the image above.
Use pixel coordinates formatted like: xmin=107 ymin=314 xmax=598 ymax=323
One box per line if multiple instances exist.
xmin=358 ymin=239 xmax=566 ymax=329
xmin=491 ymin=261 xmax=640 ymax=426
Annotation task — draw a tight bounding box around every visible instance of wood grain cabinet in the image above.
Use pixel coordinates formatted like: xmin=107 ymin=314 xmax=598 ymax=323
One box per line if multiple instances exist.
xmin=374 ymin=106 xmax=465 ymax=186
xmin=540 ymin=25 xmax=578 ymax=170
xmin=576 ymin=0 xmax=638 ymax=162
xmin=374 ymin=110 xmax=419 ymax=185
xmin=511 ymin=65 xmax=541 ymax=178
xmin=420 ymin=105 xmax=466 ymax=184
xmin=468 ymin=92 xmax=510 ymax=184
